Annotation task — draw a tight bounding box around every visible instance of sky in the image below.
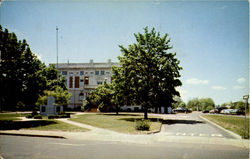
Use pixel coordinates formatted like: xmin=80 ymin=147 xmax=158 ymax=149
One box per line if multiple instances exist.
xmin=0 ymin=0 xmax=249 ymax=105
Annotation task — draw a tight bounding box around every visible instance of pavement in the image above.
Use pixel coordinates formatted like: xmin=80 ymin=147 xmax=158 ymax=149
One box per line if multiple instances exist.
xmin=0 ymin=112 xmax=249 ymax=149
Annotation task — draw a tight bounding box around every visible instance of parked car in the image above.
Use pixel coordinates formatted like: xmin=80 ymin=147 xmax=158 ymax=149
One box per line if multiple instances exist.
xmin=209 ymin=109 xmax=218 ymax=114
xmin=216 ymin=107 xmax=228 ymax=113
xmin=230 ymin=109 xmax=245 ymax=115
xmin=173 ymin=107 xmax=191 ymax=113
xmin=220 ymin=109 xmax=234 ymax=114
xmin=202 ymin=110 xmax=209 ymax=113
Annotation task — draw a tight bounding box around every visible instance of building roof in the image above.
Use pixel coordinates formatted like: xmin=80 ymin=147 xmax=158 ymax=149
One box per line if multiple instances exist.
xmin=50 ymin=59 xmax=119 ymax=69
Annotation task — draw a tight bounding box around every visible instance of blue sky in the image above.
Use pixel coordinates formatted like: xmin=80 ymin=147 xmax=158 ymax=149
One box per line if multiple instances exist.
xmin=1 ymin=0 xmax=249 ymax=105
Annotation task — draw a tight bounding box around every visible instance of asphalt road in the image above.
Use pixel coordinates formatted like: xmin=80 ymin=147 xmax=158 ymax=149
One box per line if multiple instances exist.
xmin=0 ymin=135 xmax=249 ymax=159
xmin=160 ymin=112 xmax=234 ymax=138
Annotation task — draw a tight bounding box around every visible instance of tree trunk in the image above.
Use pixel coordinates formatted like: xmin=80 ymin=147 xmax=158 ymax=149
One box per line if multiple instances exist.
xmin=116 ymin=105 xmax=119 ymax=115
xmin=144 ymin=106 xmax=148 ymax=119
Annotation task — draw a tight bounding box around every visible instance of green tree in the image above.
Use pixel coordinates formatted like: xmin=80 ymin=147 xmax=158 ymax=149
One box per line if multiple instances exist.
xmin=36 ymin=87 xmax=71 ymax=108
xmin=172 ymin=96 xmax=183 ymax=109
xmin=236 ymin=101 xmax=245 ymax=110
xmin=87 ymin=82 xmax=114 ymax=112
xmin=199 ymin=98 xmax=215 ymax=111
xmin=115 ymin=27 xmax=182 ymax=119
xmin=0 ymin=25 xmax=66 ymax=111
xmin=179 ymin=102 xmax=187 ymax=108
xmin=187 ymin=98 xmax=200 ymax=111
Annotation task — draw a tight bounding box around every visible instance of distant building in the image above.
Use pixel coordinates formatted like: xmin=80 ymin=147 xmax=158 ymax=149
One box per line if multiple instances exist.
xmin=54 ymin=59 xmax=119 ymax=110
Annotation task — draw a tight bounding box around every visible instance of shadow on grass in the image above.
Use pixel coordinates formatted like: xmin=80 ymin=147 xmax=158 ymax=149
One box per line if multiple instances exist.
xmin=118 ymin=118 xmax=163 ymax=122
xmin=162 ymin=119 xmax=204 ymax=125
xmin=97 ymin=113 xmax=141 ymax=117
xmin=0 ymin=120 xmax=57 ymax=130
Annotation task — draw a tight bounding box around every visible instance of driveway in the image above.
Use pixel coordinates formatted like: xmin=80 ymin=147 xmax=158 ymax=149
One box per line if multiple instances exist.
xmin=159 ymin=112 xmax=235 ymax=138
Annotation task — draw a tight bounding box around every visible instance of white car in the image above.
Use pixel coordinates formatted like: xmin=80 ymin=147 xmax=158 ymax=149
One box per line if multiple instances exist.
xmin=221 ymin=109 xmax=234 ymax=114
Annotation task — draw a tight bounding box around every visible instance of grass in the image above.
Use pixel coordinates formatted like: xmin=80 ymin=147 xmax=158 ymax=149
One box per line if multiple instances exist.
xmin=26 ymin=120 xmax=89 ymax=132
xmin=69 ymin=113 xmax=162 ymax=134
xmin=0 ymin=113 xmax=23 ymax=121
xmin=203 ymin=114 xmax=249 ymax=139
xmin=0 ymin=113 xmax=89 ymax=132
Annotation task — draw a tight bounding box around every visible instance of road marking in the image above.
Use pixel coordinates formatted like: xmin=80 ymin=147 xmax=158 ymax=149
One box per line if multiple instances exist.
xmin=162 ymin=132 xmax=224 ymax=138
xmin=176 ymin=133 xmax=186 ymax=136
xmin=211 ymin=134 xmax=223 ymax=137
xmin=190 ymin=133 xmax=195 ymax=136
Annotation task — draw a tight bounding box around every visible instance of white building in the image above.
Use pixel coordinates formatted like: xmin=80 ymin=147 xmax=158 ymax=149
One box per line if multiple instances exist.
xmin=55 ymin=59 xmax=119 ymax=110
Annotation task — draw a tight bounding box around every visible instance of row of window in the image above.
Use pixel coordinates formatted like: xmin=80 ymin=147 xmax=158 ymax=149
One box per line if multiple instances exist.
xmin=62 ymin=71 xmax=109 ymax=76
xmin=68 ymin=76 xmax=104 ymax=88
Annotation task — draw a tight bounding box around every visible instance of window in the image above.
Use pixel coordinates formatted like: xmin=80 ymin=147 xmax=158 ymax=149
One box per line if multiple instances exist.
xmin=97 ymin=81 xmax=103 ymax=85
xmin=80 ymin=79 xmax=84 ymax=82
xmin=41 ymin=106 xmax=46 ymax=112
xmin=101 ymin=71 xmax=105 ymax=75
xmin=69 ymin=77 xmax=73 ymax=88
xmin=56 ymin=106 xmax=60 ymax=112
xmin=84 ymin=76 xmax=89 ymax=85
xmin=62 ymin=71 xmax=67 ymax=75
xmin=95 ymin=71 xmax=99 ymax=75
xmin=80 ymin=71 xmax=84 ymax=75
xmin=75 ymin=76 xmax=80 ymax=88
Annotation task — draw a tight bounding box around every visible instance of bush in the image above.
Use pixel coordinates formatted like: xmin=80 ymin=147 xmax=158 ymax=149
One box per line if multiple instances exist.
xmin=48 ymin=115 xmax=59 ymax=119
xmin=135 ymin=119 xmax=150 ymax=131
xmin=34 ymin=115 xmax=42 ymax=119
xmin=26 ymin=114 xmax=33 ymax=119
xmin=32 ymin=111 xmax=38 ymax=116
xmin=48 ymin=114 xmax=70 ymax=119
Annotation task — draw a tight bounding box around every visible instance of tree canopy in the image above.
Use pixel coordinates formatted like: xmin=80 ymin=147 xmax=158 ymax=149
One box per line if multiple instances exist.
xmin=113 ymin=27 xmax=182 ymax=119
xmin=187 ymin=97 xmax=215 ymax=111
xmin=0 ymin=25 xmax=66 ymax=111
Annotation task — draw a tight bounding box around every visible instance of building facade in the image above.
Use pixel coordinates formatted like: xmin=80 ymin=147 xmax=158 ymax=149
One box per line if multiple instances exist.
xmin=55 ymin=59 xmax=119 ymax=110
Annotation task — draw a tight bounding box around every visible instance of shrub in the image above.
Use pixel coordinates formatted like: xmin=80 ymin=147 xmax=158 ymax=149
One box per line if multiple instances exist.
xmin=34 ymin=115 xmax=42 ymax=119
xmin=135 ymin=119 xmax=150 ymax=131
xmin=32 ymin=111 xmax=38 ymax=116
xmin=26 ymin=114 xmax=33 ymax=119
xmin=48 ymin=115 xmax=59 ymax=119
xmin=48 ymin=114 xmax=70 ymax=119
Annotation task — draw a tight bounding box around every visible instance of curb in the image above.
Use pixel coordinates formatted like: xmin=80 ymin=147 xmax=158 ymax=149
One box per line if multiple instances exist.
xmin=0 ymin=132 xmax=66 ymax=139
xmin=199 ymin=115 xmax=242 ymax=139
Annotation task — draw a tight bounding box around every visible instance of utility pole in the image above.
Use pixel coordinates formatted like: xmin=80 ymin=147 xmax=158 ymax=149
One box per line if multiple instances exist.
xmin=243 ymin=95 xmax=249 ymax=139
xmin=56 ymin=26 xmax=59 ymax=88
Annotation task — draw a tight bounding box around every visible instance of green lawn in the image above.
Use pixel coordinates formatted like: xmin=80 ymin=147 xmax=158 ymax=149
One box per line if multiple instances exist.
xmin=26 ymin=120 xmax=89 ymax=132
xmin=70 ymin=113 xmax=162 ymax=134
xmin=0 ymin=113 xmax=22 ymax=121
xmin=203 ymin=115 xmax=249 ymax=139
xmin=0 ymin=113 xmax=89 ymax=132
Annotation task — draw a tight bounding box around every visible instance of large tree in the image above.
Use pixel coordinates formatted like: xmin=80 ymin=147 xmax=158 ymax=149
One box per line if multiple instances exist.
xmin=114 ymin=27 xmax=182 ymax=119
xmin=0 ymin=25 xmax=66 ymax=111
xmin=187 ymin=98 xmax=201 ymax=111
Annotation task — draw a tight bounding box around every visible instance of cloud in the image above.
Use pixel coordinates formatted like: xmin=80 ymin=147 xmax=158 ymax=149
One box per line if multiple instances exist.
xmin=237 ymin=77 xmax=246 ymax=84
xmin=233 ymin=85 xmax=244 ymax=90
xmin=212 ymin=86 xmax=226 ymax=91
xmin=186 ymin=78 xmax=209 ymax=85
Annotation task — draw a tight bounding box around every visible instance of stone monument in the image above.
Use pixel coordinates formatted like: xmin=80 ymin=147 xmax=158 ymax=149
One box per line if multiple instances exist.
xmin=40 ymin=96 xmax=63 ymax=116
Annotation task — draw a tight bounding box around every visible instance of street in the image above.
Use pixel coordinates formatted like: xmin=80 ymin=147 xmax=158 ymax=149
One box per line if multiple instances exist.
xmin=0 ymin=135 xmax=248 ymax=159
xmin=159 ymin=112 xmax=234 ymax=138
xmin=0 ymin=112 xmax=249 ymax=159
